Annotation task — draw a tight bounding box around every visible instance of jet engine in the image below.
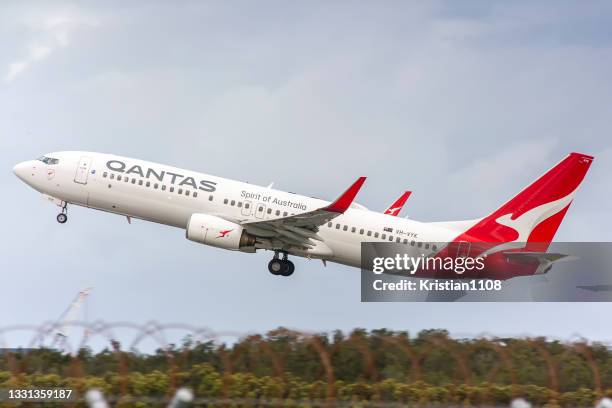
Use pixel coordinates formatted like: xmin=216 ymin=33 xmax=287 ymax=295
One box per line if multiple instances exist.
xmin=186 ymin=213 xmax=257 ymax=251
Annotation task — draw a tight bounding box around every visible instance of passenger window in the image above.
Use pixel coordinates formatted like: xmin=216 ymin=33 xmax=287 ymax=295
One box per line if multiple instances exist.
xmin=336 ymin=224 xmax=340 ymax=229
xmin=389 ymin=236 xmax=394 ymax=241
xmin=245 ymin=203 xmax=250 ymax=209
xmin=237 ymin=202 xmax=242 ymax=207
xmin=185 ymin=190 xmax=190 ymax=196
xmin=193 ymin=192 xmax=197 ymax=198
xmin=359 ymin=229 xmax=364 ymax=235
xmin=367 ymin=231 xmax=372 ymax=236
xmin=267 ymin=208 xmax=272 ymax=214
xmin=259 ymin=206 xmax=264 ymax=212
xmin=425 ymin=243 xmax=430 ymax=249
xmin=124 ymin=177 xmax=129 ymax=183
xmin=283 ymin=211 xmax=288 ymax=216
xmin=231 ymin=200 xmax=235 ymax=206
xmin=417 ymin=242 xmax=422 ymax=248
xmin=411 ymin=240 xmax=415 ymax=246
xmin=138 ymin=180 xmax=143 ymax=186
xmin=178 ymin=188 xmax=183 ymax=194
xmin=110 ymin=174 xmax=115 ymax=180
xmin=117 ymin=175 xmax=122 ymax=181
xmin=170 ymin=186 xmax=174 ymax=192
xmin=154 ymin=183 xmax=159 ymax=189
xmin=403 ymin=239 xmax=408 ymax=244
xmin=162 ymin=185 xmax=166 ymax=191
xmin=433 ymin=244 xmax=437 ymax=251
xmin=103 ymin=172 xmax=108 ymax=178
xmin=381 ymin=234 xmax=386 ymax=239
xmin=209 ymin=195 xmax=213 ymax=201
xmin=351 ymin=227 xmax=356 ymax=233
xmin=343 ymin=225 xmax=348 ymax=231
xmin=146 ymin=181 xmax=150 ymax=187
xmin=328 ymin=222 xmax=332 ymax=228
xmin=224 ymin=198 xmax=228 ymax=204
xmin=374 ymin=232 xmax=379 ymax=238
xmin=276 ymin=210 xmax=280 ymax=216
xmin=131 ymin=179 xmax=136 ymax=184
xmin=396 ymin=237 xmax=401 ymax=243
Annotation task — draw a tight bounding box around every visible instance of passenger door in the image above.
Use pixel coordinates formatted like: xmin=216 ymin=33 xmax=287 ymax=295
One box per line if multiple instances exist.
xmin=74 ymin=156 xmax=93 ymax=184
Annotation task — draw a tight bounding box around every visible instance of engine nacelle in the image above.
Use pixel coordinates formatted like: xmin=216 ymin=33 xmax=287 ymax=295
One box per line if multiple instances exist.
xmin=186 ymin=213 xmax=257 ymax=251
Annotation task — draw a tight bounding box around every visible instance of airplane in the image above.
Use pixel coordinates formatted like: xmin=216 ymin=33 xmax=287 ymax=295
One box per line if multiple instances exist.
xmin=13 ymin=151 xmax=593 ymax=279
xmin=383 ymin=191 xmax=411 ymax=216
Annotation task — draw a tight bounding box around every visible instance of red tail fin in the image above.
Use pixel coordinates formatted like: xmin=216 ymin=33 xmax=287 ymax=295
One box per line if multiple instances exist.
xmin=455 ymin=152 xmax=594 ymax=250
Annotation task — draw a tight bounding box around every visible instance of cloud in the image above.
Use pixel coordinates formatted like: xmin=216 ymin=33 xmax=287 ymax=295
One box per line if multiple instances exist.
xmin=5 ymin=62 xmax=28 ymax=82
xmin=4 ymin=11 xmax=97 ymax=83
xmin=448 ymin=139 xmax=558 ymax=210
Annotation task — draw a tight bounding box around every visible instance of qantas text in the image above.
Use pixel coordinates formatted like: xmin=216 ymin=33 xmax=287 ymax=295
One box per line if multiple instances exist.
xmin=106 ymin=160 xmax=217 ymax=192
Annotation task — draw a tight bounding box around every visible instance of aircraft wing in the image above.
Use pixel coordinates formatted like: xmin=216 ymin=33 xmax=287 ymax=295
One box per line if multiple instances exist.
xmin=384 ymin=191 xmax=411 ymax=216
xmin=241 ymin=177 xmax=366 ymax=250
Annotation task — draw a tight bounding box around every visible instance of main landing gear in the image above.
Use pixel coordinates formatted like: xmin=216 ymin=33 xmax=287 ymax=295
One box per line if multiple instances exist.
xmin=56 ymin=203 xmax=68 ymax=224
xmin=268 ymin=251 xmax=295 ymax=277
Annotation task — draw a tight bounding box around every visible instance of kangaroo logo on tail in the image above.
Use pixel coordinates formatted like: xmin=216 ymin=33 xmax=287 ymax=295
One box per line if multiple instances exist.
xmin=453 ymin=152 xmax=594 ymax=253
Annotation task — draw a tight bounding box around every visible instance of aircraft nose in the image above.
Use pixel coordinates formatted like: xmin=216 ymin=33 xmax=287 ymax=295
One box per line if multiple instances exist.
xmin=13 ymin=161 xmax=33 ymax=181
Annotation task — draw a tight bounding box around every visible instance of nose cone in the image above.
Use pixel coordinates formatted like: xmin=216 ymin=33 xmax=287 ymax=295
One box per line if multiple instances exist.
xmin=13 ymin=161 xmax=33 ymax=182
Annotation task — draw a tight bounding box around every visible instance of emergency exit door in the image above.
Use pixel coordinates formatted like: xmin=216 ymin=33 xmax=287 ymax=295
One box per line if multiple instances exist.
xmin=255 ymin=203 xmax=266 ymax=219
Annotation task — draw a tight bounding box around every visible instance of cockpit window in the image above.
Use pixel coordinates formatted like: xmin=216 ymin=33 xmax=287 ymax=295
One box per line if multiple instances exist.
xmin=38 ymin=156 xmax=59 ymax=165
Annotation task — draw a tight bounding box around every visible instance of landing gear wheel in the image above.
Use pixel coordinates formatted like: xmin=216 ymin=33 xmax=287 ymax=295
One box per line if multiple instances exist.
xmin=56 ymin=213 xmax=68 ymax=224
xmin=280 ymin=260 xmax=295 ymax=277
xmin=268 ymin=259 xmax=284 ymax=275
xmin=268 ymin=251 xmax=295 ymax=276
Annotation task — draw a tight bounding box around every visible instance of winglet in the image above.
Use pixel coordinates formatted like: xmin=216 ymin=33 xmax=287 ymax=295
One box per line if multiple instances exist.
xmin=384 ymin=191 xmax=412 ymax=216
xmin=324 ymin=177 xmax=367 ymax=213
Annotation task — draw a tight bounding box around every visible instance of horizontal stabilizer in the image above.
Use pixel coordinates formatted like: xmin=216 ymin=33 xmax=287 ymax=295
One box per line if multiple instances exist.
xmin=577 ymin=285 xmax=612 ymax=292
xmin=503 ymin=251 xmax=578 ymax=275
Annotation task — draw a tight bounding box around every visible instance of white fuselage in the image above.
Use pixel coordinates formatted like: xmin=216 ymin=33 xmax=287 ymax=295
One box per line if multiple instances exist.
xmin=14 ymin=151 xmax=463 ymax=269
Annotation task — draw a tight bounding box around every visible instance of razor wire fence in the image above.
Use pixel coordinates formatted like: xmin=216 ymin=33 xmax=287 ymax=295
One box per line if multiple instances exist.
xmin=0 ymin=321 xmax=611 ymax=407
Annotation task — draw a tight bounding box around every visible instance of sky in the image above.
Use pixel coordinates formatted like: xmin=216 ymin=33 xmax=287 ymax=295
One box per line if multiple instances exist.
xmin=1 ymin=1 xmax=612 ymax=348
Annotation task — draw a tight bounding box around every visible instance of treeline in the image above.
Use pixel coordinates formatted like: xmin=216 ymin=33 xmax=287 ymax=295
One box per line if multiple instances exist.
xmin=1 ymin=328 xmax=611 ymax=406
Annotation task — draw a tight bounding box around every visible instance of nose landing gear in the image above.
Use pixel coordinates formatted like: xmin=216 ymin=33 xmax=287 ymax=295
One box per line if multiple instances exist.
xmin=57 ymin=203 xmax=68 ymax=224
xmin=268 ymin=251 xmax=295 ymax=277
